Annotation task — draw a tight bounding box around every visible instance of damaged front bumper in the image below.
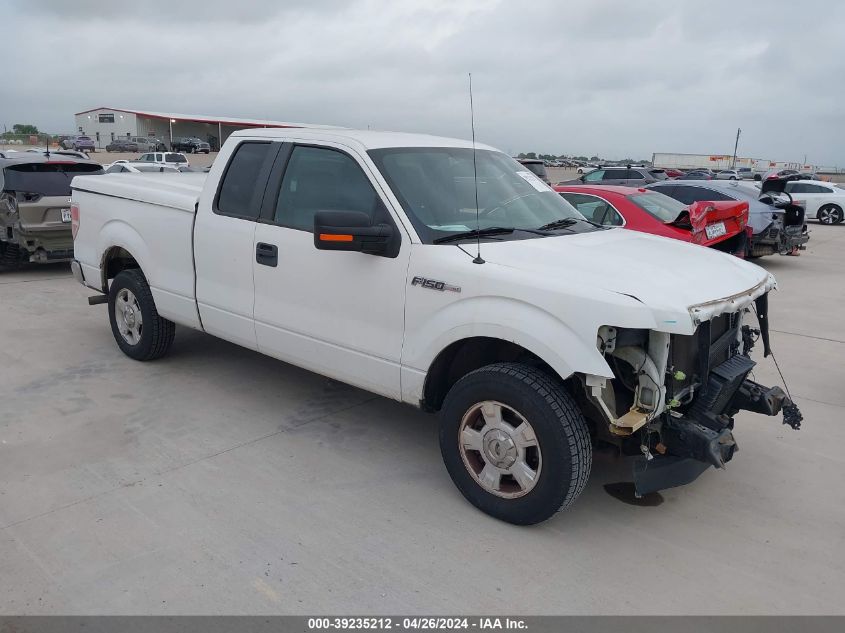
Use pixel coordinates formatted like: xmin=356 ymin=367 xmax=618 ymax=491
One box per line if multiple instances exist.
xmin=633 ymin=362 xmax=798 ymax=496
xmin=590 ymin=286 xmax=802 ymax=497
xmin=632 ymin=292 xmax=802 ymax=495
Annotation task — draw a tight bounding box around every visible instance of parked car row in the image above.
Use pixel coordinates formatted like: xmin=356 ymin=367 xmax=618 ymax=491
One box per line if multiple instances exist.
xmin=67 ymin=135 xmax=211 ymax=154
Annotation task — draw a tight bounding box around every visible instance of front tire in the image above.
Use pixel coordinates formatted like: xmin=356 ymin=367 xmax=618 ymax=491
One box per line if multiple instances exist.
xmin=439 ymin=363 xmax=592 ymax=525
xmin=108 ymin=269 xmax=175 ymax=361
xmin=818 ymin=204 xmax=843 ymax=225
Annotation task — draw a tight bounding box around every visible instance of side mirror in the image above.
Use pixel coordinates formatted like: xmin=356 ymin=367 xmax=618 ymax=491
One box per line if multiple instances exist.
xmin=314 ymin=210 xmax=394 ymax=256
xmin=579 ymin=175 xmax=586 ymax=182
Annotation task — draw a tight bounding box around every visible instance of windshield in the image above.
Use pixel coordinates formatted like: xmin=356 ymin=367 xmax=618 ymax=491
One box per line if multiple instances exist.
xmin=3 ymin=162 xmax=104 ymax=196
xmin=368 ymin=148 xmax=590 ymax=243
xmin=627 ymin=191 xmax=687 ymax=222
xmin=521 ymin=162 xmax=548 ymax=179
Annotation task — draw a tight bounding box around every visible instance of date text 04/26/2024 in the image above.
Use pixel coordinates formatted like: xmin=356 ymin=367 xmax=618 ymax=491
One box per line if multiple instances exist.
xmin=307 ymin=617 xmax=528 ymax=630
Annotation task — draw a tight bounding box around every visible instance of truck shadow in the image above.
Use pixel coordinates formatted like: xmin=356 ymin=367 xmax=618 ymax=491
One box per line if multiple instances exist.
xmin=159 ymin=327 xmax=663 ymax=523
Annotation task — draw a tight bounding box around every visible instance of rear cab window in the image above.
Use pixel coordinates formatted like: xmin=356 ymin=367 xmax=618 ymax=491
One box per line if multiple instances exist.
xmin=215 ymin=142 xmax=276 ymax=219
xmin=165 ymin=153 xmax=187 ymax=164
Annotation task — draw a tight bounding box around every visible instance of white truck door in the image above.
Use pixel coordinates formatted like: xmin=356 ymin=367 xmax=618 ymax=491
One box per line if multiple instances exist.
xmin=194 ymin=140 xmax=281 ymax=350
xmin=252 ymin=143 xmax=409 ymax=399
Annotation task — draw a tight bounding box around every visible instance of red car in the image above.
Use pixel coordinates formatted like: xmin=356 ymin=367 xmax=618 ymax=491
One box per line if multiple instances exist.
xmin=662 ymin=168 xmax=686 ymax=178
xmin=554 ymin=185 xmax=750 ymax=255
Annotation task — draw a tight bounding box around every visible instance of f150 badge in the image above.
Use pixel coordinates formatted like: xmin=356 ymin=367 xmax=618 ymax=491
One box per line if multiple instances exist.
xmin=411 ymin=276 xmax=461 ymax=293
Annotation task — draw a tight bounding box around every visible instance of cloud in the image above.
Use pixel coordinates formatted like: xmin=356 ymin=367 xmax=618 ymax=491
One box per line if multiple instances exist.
xmin=3 ymin=0 xmax=843 ymax=165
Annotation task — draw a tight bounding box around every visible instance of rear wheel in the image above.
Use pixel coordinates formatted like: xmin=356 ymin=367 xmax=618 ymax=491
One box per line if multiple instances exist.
xmin=108 ymin=269 xmax=175 ymax=361
xmin=439 ymin=363 xmax=592 ymax=525
xmin=818 ymin=204 xmax=843 ymax=225
xmin=0 ymin=242 xmax=25 ymax=271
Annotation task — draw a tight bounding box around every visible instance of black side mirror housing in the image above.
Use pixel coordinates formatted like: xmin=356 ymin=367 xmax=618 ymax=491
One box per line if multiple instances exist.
xmin=314 ymin=210 xmax=396 ymax=257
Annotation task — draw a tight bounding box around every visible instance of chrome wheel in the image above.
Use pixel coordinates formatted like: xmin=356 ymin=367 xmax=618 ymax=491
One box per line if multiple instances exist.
xmin=115 ymin=288 xmax=143 ymax=345
xmin=458 ymin=400 xmax=542 ymax=499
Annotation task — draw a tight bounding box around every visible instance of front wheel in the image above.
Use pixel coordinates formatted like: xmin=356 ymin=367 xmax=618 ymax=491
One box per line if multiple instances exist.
xmin=108 ymin=269 xmax=175 ymax=361
xmin=439 ymin=363 xmax=592 ymax=525
xmin=818 ymin=204 xmax=843 ymax=225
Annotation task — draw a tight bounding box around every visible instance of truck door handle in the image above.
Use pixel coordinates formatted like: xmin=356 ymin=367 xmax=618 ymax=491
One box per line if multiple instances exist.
xmin=256 ymin=242 xmax=278 ymax=267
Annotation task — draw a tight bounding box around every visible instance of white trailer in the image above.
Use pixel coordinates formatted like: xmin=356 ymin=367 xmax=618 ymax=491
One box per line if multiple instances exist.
xmin=652 ymin=152 xmax=815 ymax=174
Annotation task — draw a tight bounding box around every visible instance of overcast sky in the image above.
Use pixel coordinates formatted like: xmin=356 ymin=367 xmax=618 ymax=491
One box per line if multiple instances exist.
xmin=3 ymin=0 xmax=843 ymax=165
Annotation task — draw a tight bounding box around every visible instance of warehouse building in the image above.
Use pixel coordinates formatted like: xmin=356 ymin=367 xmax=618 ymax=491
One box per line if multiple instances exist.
xmin=73 ymin=107 xmax=332 ymax=151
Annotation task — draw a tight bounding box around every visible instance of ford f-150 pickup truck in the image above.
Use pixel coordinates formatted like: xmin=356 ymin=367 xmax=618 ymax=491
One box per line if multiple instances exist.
xmin=69 ymin=128 xmax=801 ymax=525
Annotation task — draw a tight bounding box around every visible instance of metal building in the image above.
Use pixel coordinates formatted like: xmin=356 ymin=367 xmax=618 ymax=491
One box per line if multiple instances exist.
xmin=73 ymin=107 xmax=332 ymax=151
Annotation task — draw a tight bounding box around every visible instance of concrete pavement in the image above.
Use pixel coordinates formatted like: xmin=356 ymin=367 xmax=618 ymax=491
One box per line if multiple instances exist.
xmin=0 ymin=223 xmax=843 ymax=614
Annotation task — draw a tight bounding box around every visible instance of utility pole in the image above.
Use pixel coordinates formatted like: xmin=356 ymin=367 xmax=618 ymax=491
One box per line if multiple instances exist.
xmin=731 ymin=127 xmax=741 ymax=169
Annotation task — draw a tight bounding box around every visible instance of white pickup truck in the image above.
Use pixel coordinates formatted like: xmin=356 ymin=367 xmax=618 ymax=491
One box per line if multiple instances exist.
xmin=70 ymin=128 xmax=801 ymax=524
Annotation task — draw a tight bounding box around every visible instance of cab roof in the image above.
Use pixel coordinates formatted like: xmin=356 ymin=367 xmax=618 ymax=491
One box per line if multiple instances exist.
xmin=229 ymin=127 xmax=499 ymax=152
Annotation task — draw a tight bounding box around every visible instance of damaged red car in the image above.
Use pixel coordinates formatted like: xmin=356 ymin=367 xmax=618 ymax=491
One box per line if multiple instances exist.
xmin=554 ymin=185 xmax=750 ymax=256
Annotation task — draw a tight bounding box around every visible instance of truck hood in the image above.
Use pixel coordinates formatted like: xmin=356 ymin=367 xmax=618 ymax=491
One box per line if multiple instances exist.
xmin=479 ymin=228 xmax=773 ymax=323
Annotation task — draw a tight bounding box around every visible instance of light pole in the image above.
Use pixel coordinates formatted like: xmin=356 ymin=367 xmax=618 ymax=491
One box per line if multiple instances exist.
xmin=169 ymin=118 xmax=175 ymax=150
xmin=731 ymin=127 xmax=741 ymax=169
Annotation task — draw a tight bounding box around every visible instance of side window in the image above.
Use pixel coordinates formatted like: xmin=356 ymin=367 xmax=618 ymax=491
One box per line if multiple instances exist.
xmin=215 ymin=142 xmax=274 ymax=219
xmin=583 ymin=169 xmax=604 ymax=182
xmin=273 ymin=145 xmax=381 ymax=232
xmin=786 ymin=182 xmax=806 ymax=194
xmin=671 ymin=185 xmax=706 ymax=204
xmin=649 ymin=184 xmax=676 ymax=199
xmin=810 ymin=184 xmax=832 ymax=194
xmin=701 ymin=190 xmax=734 ymax=202
xmin=671 ymin=186 xmax=733 ymax=204
xmin=559 ymin=193 xmax=623 ymax=226
xmin=602 ymin=169 xmax=627 ymax=181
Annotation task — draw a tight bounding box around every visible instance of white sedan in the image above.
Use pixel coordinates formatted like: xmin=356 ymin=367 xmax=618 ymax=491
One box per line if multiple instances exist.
xmin=785 ymin=180 xmax=845 ymax=225
xmin=104 ymin=161 xmax=180 ymax=174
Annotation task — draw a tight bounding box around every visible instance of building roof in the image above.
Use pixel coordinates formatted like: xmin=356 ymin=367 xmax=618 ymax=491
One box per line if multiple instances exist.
xmin=74 ymin=107 xmax=339 ymax=129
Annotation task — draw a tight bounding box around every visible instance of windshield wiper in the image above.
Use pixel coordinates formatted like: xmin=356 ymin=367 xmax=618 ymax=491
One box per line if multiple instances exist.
xmin=433 ymin=227 xmax=514 ymax=244
xmin=433 ymin=226 xmax=554 ymax=244
xmin=537 ymin=217 xmax=605 ymax=231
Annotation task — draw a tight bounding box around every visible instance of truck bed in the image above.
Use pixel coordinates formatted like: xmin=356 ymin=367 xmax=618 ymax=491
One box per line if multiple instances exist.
xmin=71 ymin=172 xmax=209 ymax=330
xmin=72 ymin=172 xmax=207 ymax=212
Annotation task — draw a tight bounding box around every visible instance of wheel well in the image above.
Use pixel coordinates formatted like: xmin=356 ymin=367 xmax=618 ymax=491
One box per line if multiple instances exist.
xmin=422 ymin=337 xmax=565 ymax=412
xmin=101 ymin=247 xmax=140 ymax=291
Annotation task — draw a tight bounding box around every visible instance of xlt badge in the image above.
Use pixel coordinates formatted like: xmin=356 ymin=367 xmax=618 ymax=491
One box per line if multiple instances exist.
xmin=411 ymin=276 xmax=461 ymax=293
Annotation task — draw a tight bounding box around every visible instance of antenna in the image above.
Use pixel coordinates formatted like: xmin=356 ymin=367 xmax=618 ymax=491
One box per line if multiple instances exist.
xmin=469 ymin=73 xmax=484 ymax=264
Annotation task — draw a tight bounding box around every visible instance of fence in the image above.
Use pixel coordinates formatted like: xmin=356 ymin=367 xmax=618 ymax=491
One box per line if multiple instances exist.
xmin=0 ymin=133 xmax=74 ymax=150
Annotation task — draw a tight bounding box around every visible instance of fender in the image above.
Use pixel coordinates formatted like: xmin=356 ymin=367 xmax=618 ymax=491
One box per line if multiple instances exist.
xmin=96 ymin=217 xmax=201 ymax=329
xmin=400 ymin=296 xmax=624 ymax=405
xmin=97 ymin=219 xmax=152 ymax=291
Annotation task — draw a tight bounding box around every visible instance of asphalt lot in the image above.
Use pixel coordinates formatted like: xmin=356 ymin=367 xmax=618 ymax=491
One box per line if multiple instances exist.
xmin=1 ymin=222 xmax=844 ymax=614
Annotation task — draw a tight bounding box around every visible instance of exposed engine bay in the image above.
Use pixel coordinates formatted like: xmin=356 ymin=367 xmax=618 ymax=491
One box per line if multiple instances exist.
xmin=581 ymin=292 xmax=802 ymax=496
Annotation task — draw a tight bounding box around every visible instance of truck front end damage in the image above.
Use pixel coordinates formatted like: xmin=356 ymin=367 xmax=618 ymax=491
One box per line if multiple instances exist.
xmin=584 ymin=282 xmax=802 ymax=496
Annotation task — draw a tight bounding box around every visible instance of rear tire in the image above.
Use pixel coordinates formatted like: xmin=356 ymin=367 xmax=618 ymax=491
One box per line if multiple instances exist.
xmin=108 ymin=269 xmax=175 ymax=361
xmin=0 ymin=242 xmax=25 ymax=271
xmin=818 ymin=204 xmax=843 ymax=225
xmin=439 ymin=362 xmax=592 ymax=525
